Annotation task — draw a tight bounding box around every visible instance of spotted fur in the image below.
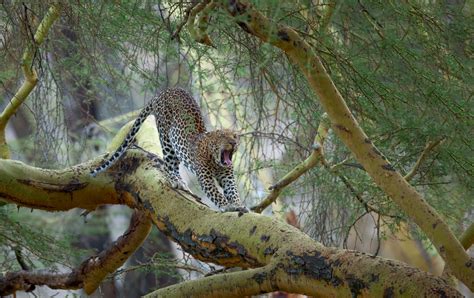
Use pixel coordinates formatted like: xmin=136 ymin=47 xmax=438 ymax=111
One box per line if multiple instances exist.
xmin=90 ymin=88 xmax=245 ymax=211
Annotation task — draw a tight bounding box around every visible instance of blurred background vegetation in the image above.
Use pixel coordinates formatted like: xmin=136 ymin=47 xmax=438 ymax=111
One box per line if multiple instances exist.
xmin=0 ymin=0 xmax=472 ymax=296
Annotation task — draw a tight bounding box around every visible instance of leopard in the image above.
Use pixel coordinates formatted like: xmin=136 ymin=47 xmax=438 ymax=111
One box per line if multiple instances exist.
xmin=90 ymin=87 xmax=247 ymax=212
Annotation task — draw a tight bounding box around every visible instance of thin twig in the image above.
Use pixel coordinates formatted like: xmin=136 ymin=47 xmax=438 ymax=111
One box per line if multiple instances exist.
xmin=404 ymin=138 xmax=445 ymax=182
xmin=112 ymin=262 xmax=207 ymax=277
xmin=251 ymin=114 xmax=330 ymax=213
xmin=14 ymin=247 xmax=30 ymax=270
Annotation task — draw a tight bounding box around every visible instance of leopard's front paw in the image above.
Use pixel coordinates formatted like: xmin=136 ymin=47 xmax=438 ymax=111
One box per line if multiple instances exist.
xmin=168 ymin=178 xmax=192 ymax=193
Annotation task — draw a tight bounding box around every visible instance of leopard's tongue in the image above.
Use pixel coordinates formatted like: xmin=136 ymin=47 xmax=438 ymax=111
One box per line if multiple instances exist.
xmin=223 ymin=150 xmax=232 ymax=166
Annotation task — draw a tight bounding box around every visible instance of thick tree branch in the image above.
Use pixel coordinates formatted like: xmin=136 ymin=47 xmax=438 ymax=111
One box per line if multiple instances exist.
xmin=215 ymin=0 xmax=473 ymax=289
xmin=0 ymin=117 xmax=461 ymax=296
xmin=441 ymin=222 xmax=474 ymax=284
xmin=251 ymin=113 xmax=330 ymax=213
xmin=81 ymin=210 xmax=152 ymax=294
xmin=0 ymin=119 xmax=162 ymax=211
xmin=460 ymin=222 xmax=474 ymax=250
xmin=145 ymin=266 xmax=272 ymax=297
xmin=0 ymin=3 xmax=61 ymax=159
xmin=0 ymin=210 xmax=152 ymax=296
xmin=146 ymin=248 xmax=461 ymax=297
xmin=134 ymin=169 xmax=461 ymax=296
xmin=0 ymin=155 xmax=137 ymax=211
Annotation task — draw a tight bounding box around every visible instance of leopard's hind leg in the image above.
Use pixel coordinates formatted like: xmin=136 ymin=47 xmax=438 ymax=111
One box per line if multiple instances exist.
xmin=158 ymin=129 xmax=189 ymax=191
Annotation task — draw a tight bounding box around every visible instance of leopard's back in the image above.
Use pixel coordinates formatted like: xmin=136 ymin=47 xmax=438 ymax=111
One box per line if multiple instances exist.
xmin=155 ymin=88 xmax=207 ymax=172
xmin=155 ymin=88 xmax=206 ymax=138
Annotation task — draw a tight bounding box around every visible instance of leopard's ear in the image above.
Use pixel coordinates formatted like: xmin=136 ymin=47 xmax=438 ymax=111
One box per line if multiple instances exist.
xmin=233 ymin=130 xmax=244 ymax=142
xmin=233 ymin=129 xmax=244 ymax=138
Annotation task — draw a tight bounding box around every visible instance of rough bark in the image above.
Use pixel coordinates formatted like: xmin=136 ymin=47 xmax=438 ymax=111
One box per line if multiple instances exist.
xmin=0 ymin=119 xmax=461 ymax=297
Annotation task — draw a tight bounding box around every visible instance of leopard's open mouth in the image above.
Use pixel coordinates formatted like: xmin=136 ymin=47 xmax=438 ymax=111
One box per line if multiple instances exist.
xmin=220 ymin=149 xmax=234 ymax=166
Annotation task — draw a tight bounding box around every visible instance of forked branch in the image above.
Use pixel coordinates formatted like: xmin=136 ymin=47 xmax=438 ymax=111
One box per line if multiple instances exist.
xmin=0 ymin=3 xmax=61 ymax=159
xmin=0 ymin=210 xmax=152 ymax=296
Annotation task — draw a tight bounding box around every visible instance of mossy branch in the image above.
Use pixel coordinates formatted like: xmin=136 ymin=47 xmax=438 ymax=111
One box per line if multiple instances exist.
xmin=215 ymin=0 xmax=474 ymax=289
xmin=0 ymin=116 xmax=461 ymax=296
xmin=0 ymin=118 xmax=158 ymax=211
xmin=0 ymin=3 xmax=61 ymax=159
xmin=144 ymin=266 xmax=272 ymax=297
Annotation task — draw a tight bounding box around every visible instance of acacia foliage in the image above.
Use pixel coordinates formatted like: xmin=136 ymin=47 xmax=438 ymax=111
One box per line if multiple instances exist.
xmin=0 ymin=0 xmax=472 ymax=291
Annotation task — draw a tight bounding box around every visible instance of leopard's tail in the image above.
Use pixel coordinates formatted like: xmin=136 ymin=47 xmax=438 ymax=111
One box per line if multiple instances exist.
xmin=90 ymin=97 xmax=157 ymax=177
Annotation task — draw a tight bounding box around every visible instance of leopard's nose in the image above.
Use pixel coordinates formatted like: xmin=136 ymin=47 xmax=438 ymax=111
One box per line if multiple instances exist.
xmin=229 ymin=140 xmax=237 ymax=146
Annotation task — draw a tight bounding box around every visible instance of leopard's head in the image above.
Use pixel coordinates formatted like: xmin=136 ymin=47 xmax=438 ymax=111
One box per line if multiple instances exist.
xmin=206 ymin=130 xmax=239 ymax=168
